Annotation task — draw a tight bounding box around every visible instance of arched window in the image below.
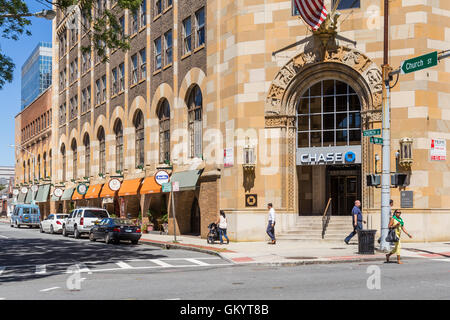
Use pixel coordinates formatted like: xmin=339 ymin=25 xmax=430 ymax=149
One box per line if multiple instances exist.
xmin=27 ymin=159 xmax=31 ymax=182
xmin=49 ymin=150 xmax=52 ymax=178
xmin=83 ymin=134 xmax=90 ymax=178
xmin=23 ymin=161 xmax=26 ymax=183
xmin=296 ymin=80 xmax=361 ymax=148
xmin=134 ymin=111 xmax=144 ymax=168
xmin=114 ymin=120 xmax=123 ymax=173
xmin=61 ymin=144 xmax=66 ymax=182
xmin=158 ymin=99 xmax=170 ymax=164
xmin=37 ymin=154 xmax=41 ymax=180
xmin=98 ymin=127 xmax=106 ymax=175
xmin=43 ymin=152 xmax=47 ymax=178
xmin=187 ymin=85 xmax=203 ymax=158
xmin=71 ymin=139 xmax=77 ymax=179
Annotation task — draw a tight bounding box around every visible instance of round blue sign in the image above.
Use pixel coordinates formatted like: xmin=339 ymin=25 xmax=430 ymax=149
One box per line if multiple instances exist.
xmin=345 ymin=151 xmax=356 ymax=163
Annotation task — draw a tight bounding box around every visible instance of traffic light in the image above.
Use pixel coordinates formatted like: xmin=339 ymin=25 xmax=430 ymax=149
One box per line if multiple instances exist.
xmin=366 ymin=174 xmax=381 ymax=187
xmin=391 ymin=173 xmax=408 ymax=187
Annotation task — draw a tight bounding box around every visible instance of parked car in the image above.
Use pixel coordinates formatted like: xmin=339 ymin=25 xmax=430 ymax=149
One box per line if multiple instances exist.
xmin=40 ymin=213 xmax=68 ymax=234
xmin=10 ymin=204 xmax=40 ymax=228
xmin=62 ymin=207 xmax=110 ymax=239
xmin=89 ymin=218 xmax=141 ymax=245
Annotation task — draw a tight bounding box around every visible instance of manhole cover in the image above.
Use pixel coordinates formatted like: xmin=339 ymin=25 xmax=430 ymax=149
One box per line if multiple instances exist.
xmin=286 ymin=257 xmax=317 ymax=260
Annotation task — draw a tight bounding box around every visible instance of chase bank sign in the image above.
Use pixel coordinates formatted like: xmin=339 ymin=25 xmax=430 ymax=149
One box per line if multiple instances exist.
xmin=297 ymin=146 xmax=361 ymax=165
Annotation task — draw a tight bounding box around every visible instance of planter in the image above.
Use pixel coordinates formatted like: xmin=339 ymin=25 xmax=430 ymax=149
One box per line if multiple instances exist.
xmin=147 ymin=224 xmax=154 ymax=232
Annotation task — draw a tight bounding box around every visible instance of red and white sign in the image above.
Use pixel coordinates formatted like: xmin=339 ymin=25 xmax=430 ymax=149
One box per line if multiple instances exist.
xmin=108 ymin=178 xmax=122 ymax=191
xmin=431 ymin=139 xmax=446 ymax=161
xmin=224 ymin=148 xmax=234 ymax=168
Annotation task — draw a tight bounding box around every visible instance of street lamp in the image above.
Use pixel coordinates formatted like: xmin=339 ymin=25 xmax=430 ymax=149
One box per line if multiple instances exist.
xmin=0 ymin=9 xmax=56 ymax=20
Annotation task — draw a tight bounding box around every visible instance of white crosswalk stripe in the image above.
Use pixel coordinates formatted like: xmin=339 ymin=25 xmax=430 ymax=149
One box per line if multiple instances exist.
xmin=150 ymin=259 xmax=172 ymax=267
xmin=35 ymin=265 xmax=46 ymax=274
xmin=432 ymin=259 xmax=450 ymax=262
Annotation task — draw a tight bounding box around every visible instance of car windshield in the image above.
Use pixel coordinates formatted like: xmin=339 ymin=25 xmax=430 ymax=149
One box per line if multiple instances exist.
xmin=112 ymin=219 xmax=136 ymax=226
xmin=56 ymin=215 xmax=67 ymax=219
xmin=84 ymin=210 xmax=109 ymax=218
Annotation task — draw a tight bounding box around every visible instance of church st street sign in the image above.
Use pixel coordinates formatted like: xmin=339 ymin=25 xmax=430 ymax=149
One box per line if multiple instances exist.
xmin=401 ymin=51 xmax=438 ymax=74
xmin=363 ymin=129 xmax=381 ymax=137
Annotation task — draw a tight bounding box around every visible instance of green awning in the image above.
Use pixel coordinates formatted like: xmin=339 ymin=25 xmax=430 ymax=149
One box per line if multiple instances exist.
xmin=60 ymin=187 xmax=75 ymax=201
xmin=170 ymin=169 xmax=203 ymax=191
xmin=35 ymin=184 xmax=51 ymax=203
xmin=24 ymin=189 xmax=33 ymax=204
xmin=50 ymin=191 xmax=61 ymax=202
xmin=17 ymin=191 xmax=26 ymax=204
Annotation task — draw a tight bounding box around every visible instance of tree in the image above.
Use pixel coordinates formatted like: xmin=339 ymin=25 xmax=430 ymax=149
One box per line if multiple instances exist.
xmin=0 ymin=0 xmax=142 ymax=89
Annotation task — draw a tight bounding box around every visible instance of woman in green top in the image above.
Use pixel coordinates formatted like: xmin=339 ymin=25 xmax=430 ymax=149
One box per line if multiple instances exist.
xmin=386 ymin=210 xmax=412 ymax=264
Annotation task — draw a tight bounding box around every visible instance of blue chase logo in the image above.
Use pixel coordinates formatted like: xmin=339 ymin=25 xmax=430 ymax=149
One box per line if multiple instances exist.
xmin=345 ymin=151 xmax=356 ymax=163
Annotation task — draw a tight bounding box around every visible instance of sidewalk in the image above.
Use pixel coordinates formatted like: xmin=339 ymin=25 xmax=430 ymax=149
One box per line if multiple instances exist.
xmin=139 ymin=233 xmax=450 ymax=266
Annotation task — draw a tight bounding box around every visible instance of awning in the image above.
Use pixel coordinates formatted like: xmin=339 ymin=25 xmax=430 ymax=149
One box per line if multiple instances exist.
xmin=35 ymin=184 xmax=51 ymax=203
xmin=140 ymin=177 xmax=162 ymax=194
xmin=84 ymin=184 xmax=103 ymax=199
xmin=72 ymin=188 xmax=85 ymax=200
xmin=118 ymin=178 xmax=142 ymax=197
xmin=100 ymin=183 xmax=116 ymax=198
xmin=24 ymin=189 xmax=33 ymax=204
xmin=60 ymin=187 xmax=75 ymax=201
xmin=17 ymin=191 xmax=26 ymax=204
xmin=170 ymin=169 xmax=203 ymax=191
xmin=50 ymin=189 xmax=61 ymax=202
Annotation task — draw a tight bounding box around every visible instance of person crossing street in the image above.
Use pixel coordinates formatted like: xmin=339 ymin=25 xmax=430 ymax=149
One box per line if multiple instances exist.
xmin=266 ymin=203 xmax=276 ymax=245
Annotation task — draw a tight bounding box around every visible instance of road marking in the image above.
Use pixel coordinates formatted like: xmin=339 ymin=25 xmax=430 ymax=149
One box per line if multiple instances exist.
xmin=433 ymin=259 xmax=450 ymax=262
xmin=35 ymin=265 xmax=46 ymax=274
xmin=0 ymin=267 xmax=4 ymax=275
xmin=116 ymin=261 xmax=133 ymax=269
xmin=0 ymin=235 xmax=9 ymax=239
xmin=150 ymin=259 xmax=172 ymax=267
xmin=184 ymin=258 xmax=210 ymax=266
xmin=40 ymin=287 xmax=60 ymax=292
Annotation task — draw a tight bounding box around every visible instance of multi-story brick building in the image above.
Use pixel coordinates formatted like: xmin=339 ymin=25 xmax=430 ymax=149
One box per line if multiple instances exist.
xmin=47 ymin=0 xmax=449 ymax=241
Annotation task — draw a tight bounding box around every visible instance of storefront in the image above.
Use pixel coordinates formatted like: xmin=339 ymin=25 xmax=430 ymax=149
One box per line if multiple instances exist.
xmin=34 ymin=184 xmax=51 ymax=218
xmin=117 ymin=178 xmax=142 ymax=219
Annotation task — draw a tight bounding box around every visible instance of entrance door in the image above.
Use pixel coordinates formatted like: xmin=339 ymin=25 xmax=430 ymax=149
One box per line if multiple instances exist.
xmin=190 ymin=198 xmax=201 ymax=235
xmin=327 ymin=166 xmax=361 ymax=216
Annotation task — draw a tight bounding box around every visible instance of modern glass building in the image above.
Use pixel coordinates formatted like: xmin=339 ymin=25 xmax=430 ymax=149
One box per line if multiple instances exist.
xmin=21 ymin=42 xmax=52 ymax=110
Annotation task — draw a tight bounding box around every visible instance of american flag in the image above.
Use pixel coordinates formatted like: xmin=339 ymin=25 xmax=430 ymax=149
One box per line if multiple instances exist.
xmin=293 ymin=0 xmax=329 ymax=30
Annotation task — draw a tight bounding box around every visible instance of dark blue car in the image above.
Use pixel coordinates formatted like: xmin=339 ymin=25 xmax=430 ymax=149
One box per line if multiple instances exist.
xmin=89 ymin=218 xmax=141 ymax=244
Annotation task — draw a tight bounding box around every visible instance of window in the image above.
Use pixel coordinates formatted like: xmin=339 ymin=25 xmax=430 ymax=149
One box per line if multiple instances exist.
xmin=101 ymin=75 xmax=106 ymax=102
xmin=59 ymin=103 xmax=66 ymax=125
xmin=155 ymin=0 xmax=162 ymax=15
xmin=114 ymin=120 xmax=123 ymax=173
xmin=131 ymin=10 xmax=138 ymax=34
xmin=139 ymin=48 xmax=146 ymax=80
xmin=164 ymin=30 xmax=172 ymax=66
xmin=86 ymin=86 xmax=91 ymax=109
xmin=81 ymin=88 xmax=87 ymax=113
xmin=119 ymin=63 xmax=125 ymax=91
xmin=332 ymin=0 xmax=360 ymax=10
xmin=166 ymin=0 xmax=172 ymax=8
xmin=296 ymin=80 xmax=361 ymax=148
xmin=134 ymin=111 xmax=144 ymax=168
xmin=37 ymin=155 xmax=41 ymax=180
xmin=119 ymin=16 xmax=125 ymax=39
xmin=196 ymin=8 xmax=205 ymax=47
xmin=131 ymin=54 xmax=138 ymax=84
xmin=61 ymin=144 xmax=66 ymax=182
xmin=49 ymin=150 xmax=52 ymax=178
xmin=187 ymin=85 xmax=203 ymax=158
xmin=111 ymin=67 xmax=118 ymax=95
xmin=183 ymin=17 xmax=192 ymax=54
xmin=140 ymin=0 xmax=147 ymax=27
xmin=98 ymin=127 xmax=106 ymax=175
xmin=158 ymin=99 xmax=170 ymax=164
xmin=154 ymin=37 xmax=162 ymax=70
xmin=84 ymin=134 xmax=90 ymax=178
xmin=70 ymin=95 xmax=78 ymax=119
xmin=43 ymin=152 xmax=47 ymax=178
xmin=82 ymin=50 xmax=90 ymax=73
xmin=70 ymin=61 xmax=74 ymax=82
xmin=95 ymin=79 xmax=101 ymax=104
xmin=71 ymin=139 xmax=77 ymax=179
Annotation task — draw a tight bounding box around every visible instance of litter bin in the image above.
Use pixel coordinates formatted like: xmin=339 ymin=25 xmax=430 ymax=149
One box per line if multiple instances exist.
xmin=357 ymin=229 xmax=377 ymax=255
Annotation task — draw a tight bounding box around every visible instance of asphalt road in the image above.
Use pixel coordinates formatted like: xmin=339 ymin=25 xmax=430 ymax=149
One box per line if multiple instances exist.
xmin=0 ymin=223 xmax=449 ymax=300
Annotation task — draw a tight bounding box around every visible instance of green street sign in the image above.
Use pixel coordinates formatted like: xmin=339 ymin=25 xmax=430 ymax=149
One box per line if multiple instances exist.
xmin=401 ymin=51 xmax=438 ymax=74
xmin=162 ymin=182 xmax=171 ymax=193
xmin=363 ymin=129 xmax=381 ymax=137
xmin=370 ymin=137 xmax=383 ymax=145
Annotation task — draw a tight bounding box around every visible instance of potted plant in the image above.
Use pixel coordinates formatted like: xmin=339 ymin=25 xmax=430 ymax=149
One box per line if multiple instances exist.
xmin=147 ymin=210 xmax=155 ymax=231
xmin=142 ymin=223 xmax=148 ymax=234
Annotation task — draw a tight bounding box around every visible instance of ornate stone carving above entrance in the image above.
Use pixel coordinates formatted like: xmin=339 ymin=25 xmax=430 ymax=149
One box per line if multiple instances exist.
xmin=265 ymin=46 xmax=382 ymax=120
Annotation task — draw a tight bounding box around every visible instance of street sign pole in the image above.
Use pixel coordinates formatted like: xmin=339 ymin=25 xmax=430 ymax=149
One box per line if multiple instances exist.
xmin=171 ymin=182 xmax=176 ymax=242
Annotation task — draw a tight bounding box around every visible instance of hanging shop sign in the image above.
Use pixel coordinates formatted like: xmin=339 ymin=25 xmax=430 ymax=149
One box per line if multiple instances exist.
xmin=21 ymin=187 xmax=28 ymax=194
xmin=53 ymin=188 xmax=63 ymax=198
xmin=108 ymin=178 xmax=122 ymax=191
xmin=297 ymin=146 xmax=361 ymax=165
xmin=155 ymin=170 xmax=170 ymax=186
xmin=31 ymin=185 xmax=39 ymax=193
xmin=77 ymin=184 xmax=88 ymax=195
xmin=12 ymin=189 xmax=19 ymax=196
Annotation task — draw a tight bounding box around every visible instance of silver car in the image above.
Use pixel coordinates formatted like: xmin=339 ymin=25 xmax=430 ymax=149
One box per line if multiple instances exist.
xmin=62 ymin=207 xmax=110 ymax=239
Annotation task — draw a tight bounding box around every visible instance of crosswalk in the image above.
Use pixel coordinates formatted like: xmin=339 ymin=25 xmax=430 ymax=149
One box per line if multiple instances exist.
xmin=0 ymin=257 xmax=233 ymax=278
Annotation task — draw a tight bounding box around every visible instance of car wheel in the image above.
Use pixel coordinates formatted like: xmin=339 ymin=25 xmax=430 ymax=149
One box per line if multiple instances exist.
xmin=50 ymin=225 xmax=54 ymax=234
xmin=74 ymin=227 xmax=81 ymax=239
xmin=89 ymin=232 xmax=96 ymax=242
xmin=39 ymin=224 xmax=44 ymax=233
xmin=62 ymin=226 xmax=68 ymax=237
xmin=131 ymin=239 xmax=139 ymax=245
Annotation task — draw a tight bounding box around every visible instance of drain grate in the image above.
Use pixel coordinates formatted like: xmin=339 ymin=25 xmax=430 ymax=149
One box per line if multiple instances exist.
xmin=285 ymin=256 xmax=317 ymax=260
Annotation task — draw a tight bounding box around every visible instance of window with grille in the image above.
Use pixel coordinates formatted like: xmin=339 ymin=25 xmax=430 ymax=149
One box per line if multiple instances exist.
xmin=183 ymin=17 xmax=192 ymax=54
xmin=187 ymin=85 xmax=203 ymax=158
xmin=158 ymin=99 xmax=170 ymax=164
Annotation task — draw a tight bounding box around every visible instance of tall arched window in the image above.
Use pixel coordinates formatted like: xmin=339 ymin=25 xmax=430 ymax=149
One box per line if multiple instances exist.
xmin=98 ymin=127 xmax=106 ymax=175
xmin=43 ymin=152 xmax=47 ymax=178
xmin=49 ymin=150 xmax=52 ymax=178
xmin=27 ymin=159 xmax=31 ymax=182
xmin=37 ymin=154 xmax=41 ymax=180
xmin=187 ymin=85 xmax=203 ymax=158
xmin=83 ymin=134 xmax=90 ymax=178
xmin=158 ymin=99 xmax=170 ymax=164
xmin=23 ymin=161 xmax=26 ymax=182
xmin=71 ymin=139 xmax=77 ymax=179
xmin=114 ymin=120 xmax=124 ymax=173
xmin=134 ymin=110 xmax=144 ymax=168
xmin=61 ymin=144 xmax=66 ymax=182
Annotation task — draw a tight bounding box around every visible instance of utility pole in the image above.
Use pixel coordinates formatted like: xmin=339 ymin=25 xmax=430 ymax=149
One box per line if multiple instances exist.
xmin=380 ymin=0 xmax=392 ymax=251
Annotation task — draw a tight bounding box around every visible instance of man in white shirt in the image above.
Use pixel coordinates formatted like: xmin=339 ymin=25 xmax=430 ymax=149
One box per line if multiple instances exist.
xmin=267 ymin=203 xmax=276 ymax=244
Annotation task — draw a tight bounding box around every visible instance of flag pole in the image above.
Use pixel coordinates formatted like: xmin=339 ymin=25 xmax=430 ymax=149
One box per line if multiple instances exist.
xmin=331 ymin=0 xmax=342 ymax=15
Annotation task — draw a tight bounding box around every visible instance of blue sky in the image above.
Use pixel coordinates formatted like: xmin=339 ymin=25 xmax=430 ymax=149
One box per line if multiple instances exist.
xmin=0 ymin=0 xmax=52 ymax=167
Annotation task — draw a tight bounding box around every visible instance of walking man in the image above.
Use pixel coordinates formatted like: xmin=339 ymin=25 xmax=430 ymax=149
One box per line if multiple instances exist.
xmin=267 ymin=203 xmax=276 ymax=244
xmin=344 ymin=200 xmax=366 ymax=244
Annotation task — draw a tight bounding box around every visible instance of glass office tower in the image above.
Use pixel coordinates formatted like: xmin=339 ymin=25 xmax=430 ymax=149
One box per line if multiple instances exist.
xmin=21 ymin=42 xmax=52 ymax=110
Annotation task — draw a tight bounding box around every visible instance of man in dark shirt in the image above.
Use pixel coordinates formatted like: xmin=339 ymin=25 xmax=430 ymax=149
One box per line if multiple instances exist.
xmin=344 ymin=200 xmax=366 ymax=244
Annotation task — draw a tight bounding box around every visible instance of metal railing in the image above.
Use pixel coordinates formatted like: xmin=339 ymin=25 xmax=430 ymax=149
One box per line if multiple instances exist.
xmin=322 ymin=198 xmax=332 ymax=239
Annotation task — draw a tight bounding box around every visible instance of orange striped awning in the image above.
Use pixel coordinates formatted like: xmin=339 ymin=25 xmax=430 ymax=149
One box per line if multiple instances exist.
xmin=118 ymin=178 xmax=143 ymax=197
xmin=72 ymin=188 xmax=84 ymax=200
xmin=140 ymin=177 xmax=162 ymax=194
xmin=84 ymin=184 xmax=103 ymax=199
xmin=100 ymin=182 xmax=116 ymax=198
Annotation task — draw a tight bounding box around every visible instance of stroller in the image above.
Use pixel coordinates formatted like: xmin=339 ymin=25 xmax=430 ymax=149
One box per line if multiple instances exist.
xmin=207 ymin=222 xmax=220 ymax=244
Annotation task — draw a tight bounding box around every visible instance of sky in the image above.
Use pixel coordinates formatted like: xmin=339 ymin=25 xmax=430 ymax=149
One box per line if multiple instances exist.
xmin=0 ymin=0 xmax=53 ymax=167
